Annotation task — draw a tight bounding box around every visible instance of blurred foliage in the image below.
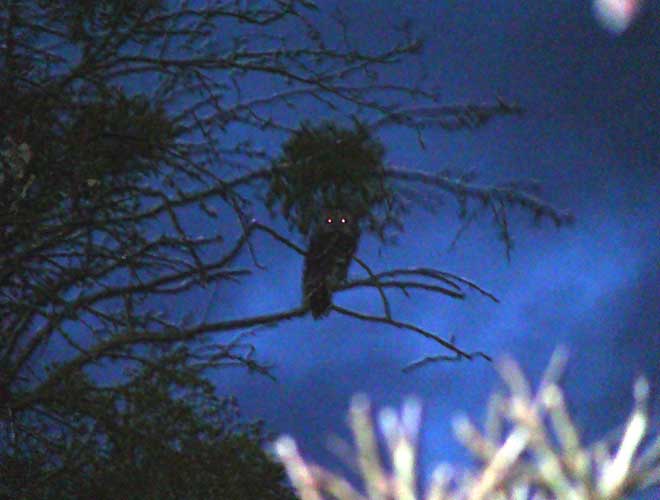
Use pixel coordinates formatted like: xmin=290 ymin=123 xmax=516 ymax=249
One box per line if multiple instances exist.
xmin=275 ymin=349 xmax=660 ymax=500
xmin=0 ymin=345 xmax=298 ymax=500
xmin=1 ymin=84 xmax=180 ymax=232
xmin=0 ymin=138 xmax=33 ymax=213
xmin=266 ymin=120 xmax=406 ymax=242
xmin=59 ymin=0 xmax=167 ymax=45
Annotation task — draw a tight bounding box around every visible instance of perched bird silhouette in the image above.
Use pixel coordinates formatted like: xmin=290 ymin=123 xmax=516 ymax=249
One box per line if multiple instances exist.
xmin=302 ymin=209 xmax=360 ymax=318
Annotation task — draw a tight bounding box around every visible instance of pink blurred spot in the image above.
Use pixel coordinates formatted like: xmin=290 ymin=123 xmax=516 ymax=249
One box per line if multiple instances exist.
xmin=593 ymin=0 xmax=644 ymax=35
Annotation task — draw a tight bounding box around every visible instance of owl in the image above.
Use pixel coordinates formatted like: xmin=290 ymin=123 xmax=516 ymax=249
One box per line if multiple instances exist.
xmin=303 ymin=209 xmax=360 ymax=319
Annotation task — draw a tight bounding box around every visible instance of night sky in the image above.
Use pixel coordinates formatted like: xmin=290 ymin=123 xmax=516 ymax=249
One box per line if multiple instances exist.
xmin=202 ymin=0 xmax=660 ymax=496
xmin=43 ymin=0 xmax=659 ymax=497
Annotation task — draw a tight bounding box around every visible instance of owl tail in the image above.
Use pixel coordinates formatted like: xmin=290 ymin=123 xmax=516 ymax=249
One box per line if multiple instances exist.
xmin=308 ymin=285 xmax=332 ymax=319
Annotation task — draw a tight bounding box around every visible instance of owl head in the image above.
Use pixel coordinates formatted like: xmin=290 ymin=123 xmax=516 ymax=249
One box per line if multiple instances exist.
xmin=316 ymin=208 xmax=359 ymax=236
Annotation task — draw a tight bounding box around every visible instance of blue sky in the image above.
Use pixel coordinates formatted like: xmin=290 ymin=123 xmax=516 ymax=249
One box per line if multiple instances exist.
xmin=199 ymin=0 xmax=660 ymax=496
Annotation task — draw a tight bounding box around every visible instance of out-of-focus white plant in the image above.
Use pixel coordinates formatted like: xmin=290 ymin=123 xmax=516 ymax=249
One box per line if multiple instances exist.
xmin=274 ymin=348 xmax=660 ymax=500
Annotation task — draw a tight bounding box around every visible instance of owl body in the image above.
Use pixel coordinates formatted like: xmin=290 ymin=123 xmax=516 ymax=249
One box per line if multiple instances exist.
xmin=303 ymin=209 xmax=360 ymax=318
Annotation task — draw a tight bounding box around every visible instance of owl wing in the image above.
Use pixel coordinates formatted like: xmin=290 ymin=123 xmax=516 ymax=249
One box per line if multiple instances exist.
xmin=302 ymin=227 xmax=359 ymax=319
xmin=302 ymin=233 xmax=328 ymax=318
xmin=326 ymin=230 xmax=358 ymax=284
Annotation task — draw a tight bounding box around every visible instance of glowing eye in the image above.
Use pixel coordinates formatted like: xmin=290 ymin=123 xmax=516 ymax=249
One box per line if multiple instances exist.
xmin=341 ymin=218 xmax=347 ymax=223
xmin=326 ymin=218 xmax=333 ymax=224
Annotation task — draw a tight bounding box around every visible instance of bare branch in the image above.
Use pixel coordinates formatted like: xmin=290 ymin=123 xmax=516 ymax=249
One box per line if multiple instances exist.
xmin=1 ymin=0 xmax=571 ymax=434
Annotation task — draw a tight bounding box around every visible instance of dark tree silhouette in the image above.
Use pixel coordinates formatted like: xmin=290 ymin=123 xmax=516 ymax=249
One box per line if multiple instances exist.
xmin=0 ymin=343 xmax=298 ymax=499
xmin=0 ymin=1 xmax=574 ymax=488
